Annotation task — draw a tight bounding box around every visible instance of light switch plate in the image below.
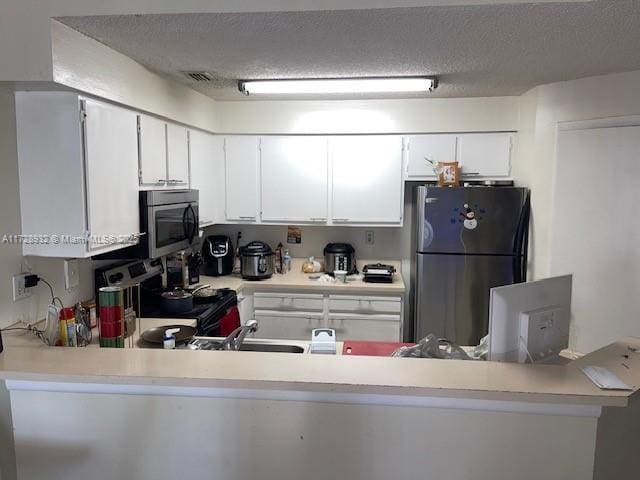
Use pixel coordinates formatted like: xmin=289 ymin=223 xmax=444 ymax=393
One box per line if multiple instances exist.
xmin=64 ymin=259 xmax=80 ymax=290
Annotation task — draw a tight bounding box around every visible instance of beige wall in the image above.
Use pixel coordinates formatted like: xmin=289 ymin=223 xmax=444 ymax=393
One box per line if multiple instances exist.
xmin=51 ymin=20 xmax=220 ymax=132
xmin=513 ymin=69 xmax=640 ymax=280
xmin=215 ymin=96 xmax=518 ymax=134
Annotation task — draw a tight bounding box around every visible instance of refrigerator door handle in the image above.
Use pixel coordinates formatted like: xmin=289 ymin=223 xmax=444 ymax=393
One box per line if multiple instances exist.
xmin=512 ymin=190 xmax=531 ymax=283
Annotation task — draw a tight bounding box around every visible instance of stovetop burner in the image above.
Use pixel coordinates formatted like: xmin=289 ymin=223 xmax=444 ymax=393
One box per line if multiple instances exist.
xmin=140 ymin=287 xmax=238 ymax=335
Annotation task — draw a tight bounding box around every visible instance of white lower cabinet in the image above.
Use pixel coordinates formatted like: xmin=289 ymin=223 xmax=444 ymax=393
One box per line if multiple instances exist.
xmin=250 ymin=292 xmax=402 ymax=342
xmin=327 ymin=314 xmax=401 ymax=342
xmin=253 ymin=312 xmax=324 ymax=341
xmin=254 ymin=292 xmax=324 ymax=312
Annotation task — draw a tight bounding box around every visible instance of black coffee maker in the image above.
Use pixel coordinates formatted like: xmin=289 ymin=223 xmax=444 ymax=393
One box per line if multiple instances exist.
xmin=202 ymin=235 xmax=234 ymax=276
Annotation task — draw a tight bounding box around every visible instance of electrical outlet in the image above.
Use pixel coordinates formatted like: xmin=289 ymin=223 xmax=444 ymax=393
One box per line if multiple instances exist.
xmin=12 ymin=273 xmax=32 ymax=301
xmin=365 ymin=230 xmax=375 ymax=245
xmin=64 ymin=259 xmax=80 ymax=290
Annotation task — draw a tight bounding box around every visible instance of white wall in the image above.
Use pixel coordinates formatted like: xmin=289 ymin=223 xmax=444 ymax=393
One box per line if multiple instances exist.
xmin=513 ymin=69 xmax=640 ymax=280
xmin=512 ymin=69 xmax=640 ymax=353
xmin=215 ymin=96 xmax=518 ymax=134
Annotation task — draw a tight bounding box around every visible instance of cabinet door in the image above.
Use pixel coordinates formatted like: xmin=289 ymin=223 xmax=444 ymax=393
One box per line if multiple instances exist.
xmin=166 ymin=123 xmax=190 ymax=187
xmin=327 ymin=314 xmax=401 ymax=342
xmin=330 ymin=136 xmax=403 ymax=224
xmin=190 ymin=130 xmax=223 ymax=226
xmin=405 ymin=135 xmax=457 ymax=179
xmin=253 ymin=312 xmax=324 ymax=340
xmin=224 ymin=136 xmax=260 ymax=222
xmin=457 ymin=133 xmax=512 ymax=178
xmin=138 ymin=115 xmax=167 ymax=186
xmin=260 ymin=136 xmax=328 ymax=222
xmin=237 ymin=294 xmax=254 ymax=324
xmin=83 ymin=100 xmax=140 ymax=253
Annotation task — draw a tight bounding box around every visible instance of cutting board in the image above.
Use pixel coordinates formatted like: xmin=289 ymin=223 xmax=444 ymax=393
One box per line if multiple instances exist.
xmin=342 ymin=341 xmax=415 ymax=357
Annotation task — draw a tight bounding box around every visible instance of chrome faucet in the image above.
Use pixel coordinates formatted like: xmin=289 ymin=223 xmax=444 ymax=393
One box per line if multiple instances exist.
xmin=221 ymin=319 xmax=258 ymax=351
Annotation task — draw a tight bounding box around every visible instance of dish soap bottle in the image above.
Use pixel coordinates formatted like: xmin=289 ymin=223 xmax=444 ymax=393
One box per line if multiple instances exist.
xmin=163 ymin=328 xmax=180 ymax=350
xmin=283 ymin=249 xmax=292 ymax=274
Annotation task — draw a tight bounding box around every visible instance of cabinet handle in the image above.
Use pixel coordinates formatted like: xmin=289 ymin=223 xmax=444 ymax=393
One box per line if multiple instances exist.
xmin=238 ymin=216 xmax=256 ymax=220
xmin=166 ymin=179 xmax=186 ymax=184
xmin=462 ymin=172 xmax=480 ymax=176
xmin=139 ymin=179 xmax=166 ymax=185
xmin=332 ymin=218 xmax=350 ymax=222
xmin=309 ymin=218 xmax=326 ymax=221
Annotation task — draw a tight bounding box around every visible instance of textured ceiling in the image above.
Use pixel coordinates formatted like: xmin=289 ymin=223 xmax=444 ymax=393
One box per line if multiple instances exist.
xmin=58 ymin=1 xmax=640 ymax=100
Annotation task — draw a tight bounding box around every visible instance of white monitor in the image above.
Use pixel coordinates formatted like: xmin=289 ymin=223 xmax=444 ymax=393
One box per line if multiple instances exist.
xmin=488 ymin=275 xmax=572 ymax=363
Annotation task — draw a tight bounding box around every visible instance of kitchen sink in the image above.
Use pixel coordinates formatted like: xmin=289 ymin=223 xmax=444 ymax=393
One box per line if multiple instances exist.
xmin=188 ymin=338 xmax=306 ymax=353
xmin=238 ymin=343 xmax=304 ymax=354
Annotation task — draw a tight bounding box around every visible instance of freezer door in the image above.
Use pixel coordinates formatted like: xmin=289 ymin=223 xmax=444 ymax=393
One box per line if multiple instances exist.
xmin=417 ymin=186 xmax=527 ymax=255
xmin=414 ymin=253 xmax=516 ymax=345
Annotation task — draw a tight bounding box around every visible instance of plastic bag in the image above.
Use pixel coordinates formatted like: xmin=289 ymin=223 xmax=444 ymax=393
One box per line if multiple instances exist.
xmin=467 ymin=334 xmax=489 ymax=360
xmin=392 ymin=334 xmax=474 ymax=360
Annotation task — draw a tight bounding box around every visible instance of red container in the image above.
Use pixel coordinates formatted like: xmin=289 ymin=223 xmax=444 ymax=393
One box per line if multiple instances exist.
xmin=60 ymin=307 xmax=75 ymax=320
xmin=99 ymin=306 xmax=123 ymax=337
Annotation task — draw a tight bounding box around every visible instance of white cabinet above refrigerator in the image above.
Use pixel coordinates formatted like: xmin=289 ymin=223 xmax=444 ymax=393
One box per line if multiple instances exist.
xmin=403 ymin=132 xmax=514 ymax=180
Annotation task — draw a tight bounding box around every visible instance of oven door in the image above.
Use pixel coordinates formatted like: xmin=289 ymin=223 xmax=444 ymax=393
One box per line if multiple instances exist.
xmin=147 ymin=202 xmax=198 ymax=258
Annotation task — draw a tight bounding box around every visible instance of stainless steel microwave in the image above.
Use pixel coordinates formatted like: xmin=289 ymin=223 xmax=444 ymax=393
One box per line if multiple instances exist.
xmin=142 ymin=189 xmax=198 ymax=258
xmin=95 ymin=189 xmax=198 ymax=260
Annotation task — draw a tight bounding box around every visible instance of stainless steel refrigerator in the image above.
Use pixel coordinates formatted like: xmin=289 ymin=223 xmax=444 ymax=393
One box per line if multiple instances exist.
xmin=412 ymin=186 xmax=530 ymax=345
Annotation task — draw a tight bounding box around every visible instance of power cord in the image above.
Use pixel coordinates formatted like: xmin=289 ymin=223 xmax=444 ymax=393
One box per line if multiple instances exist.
xmin=0 ymin=274 xmax=61 ymax=346
xmin=0 ymin=323 xmax=46 ymax=343
xmin=519 ymin=335 xmax=535 ymax=363
xmin=24 ymin=274 xmax=63 ymax=308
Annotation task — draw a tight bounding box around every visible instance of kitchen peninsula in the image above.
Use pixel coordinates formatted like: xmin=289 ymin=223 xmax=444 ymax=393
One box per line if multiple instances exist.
xmin=1 ymin=332 xmax=639 ymax=480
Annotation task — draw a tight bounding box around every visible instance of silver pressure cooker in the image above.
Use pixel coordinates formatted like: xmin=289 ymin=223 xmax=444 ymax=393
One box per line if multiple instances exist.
xmin=239 ymin=241 xmax=275 ymax=280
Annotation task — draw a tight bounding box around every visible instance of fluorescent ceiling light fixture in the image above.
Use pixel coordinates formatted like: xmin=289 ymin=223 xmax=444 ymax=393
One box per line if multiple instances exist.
xmin=238 ymin=77 xmax=437 ymax=95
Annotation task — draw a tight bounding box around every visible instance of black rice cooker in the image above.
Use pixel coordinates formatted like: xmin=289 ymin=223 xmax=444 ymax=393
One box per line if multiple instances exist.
xmin=239 ymin=241 xmax=275 ymax=280
xmin=323 ymin=243 xmax=356 ymax=275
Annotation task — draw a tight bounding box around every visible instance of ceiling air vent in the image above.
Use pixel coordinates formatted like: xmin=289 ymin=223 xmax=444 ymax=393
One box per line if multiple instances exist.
xmin=182 ymin=71 xmax=213 ymax=82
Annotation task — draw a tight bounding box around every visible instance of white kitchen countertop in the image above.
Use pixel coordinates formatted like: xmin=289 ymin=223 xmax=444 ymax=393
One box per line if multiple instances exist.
xmin=1 ymin=322 xmax=639 ymax=407
xmin=199 ymin=259 xmax=405 ymax=295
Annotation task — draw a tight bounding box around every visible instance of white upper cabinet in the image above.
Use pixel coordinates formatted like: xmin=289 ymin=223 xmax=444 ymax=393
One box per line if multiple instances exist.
xmin=83 ymin=100 xmax=140 ymax=253
xmin=166 ymin=123 xmax=190 ymax=187
xmin=15 ymin=92 xmax=140 ymax=257
xmin=190 ymin=130 xmax=224 ymax=227
xmin=330 ymin=136 xmax=404 ymax=225
xmin=224 ymin=136 xmax=260 ymax=222
xmin=138 ymin=115 xmax=167 ymax=187
xmin=457 ymin=133 xmax=513 ymax=178
xmin=260 ymin=136 xmax=328 ymax=222
xmin=405 ymin=134 xmax=457 ymax=179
